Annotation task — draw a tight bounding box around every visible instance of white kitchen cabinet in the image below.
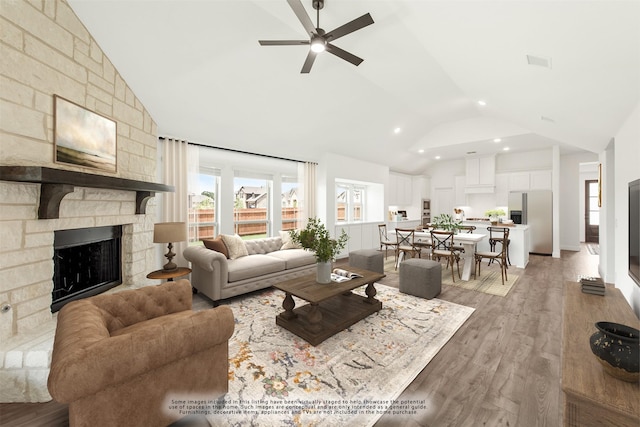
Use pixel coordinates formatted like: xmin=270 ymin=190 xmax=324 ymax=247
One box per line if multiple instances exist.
xmin=509 ymin=172 xmax=530 ymax=191
xmin=479 ymin=156 xmax=496 ymax=186
xmin=335 ymin=222 xmax=380 ymax=258
xmin=399 ymin=174 xmax=413 ymax=205
xmin=419 ymin=176 xmax=431 ymax=199
xmin=454 ymin=176 xmax=467 ymax=205
xmin=530 ymin=170 xmax=552 ymax=190
xmin=465 ymin=157 xmax=481 ymax=186
xmin=507 ymin=170 xmax=552 ymax=192
xmin=388 ymin=174 xmax=398 ymax=205
xmin=389 ymin=172 xmax=413 ymax=205
xmin=466 ymin=155 xmax=496 ymax=187
xmin=495 ymin=173 xmax=509 ymax=206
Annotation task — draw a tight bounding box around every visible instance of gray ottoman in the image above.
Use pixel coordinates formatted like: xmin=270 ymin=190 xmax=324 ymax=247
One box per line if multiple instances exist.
xmin=349 ymin=249 xmax=384 ymax=274
xmin=399 ymin=258 xmax=442 ymax=299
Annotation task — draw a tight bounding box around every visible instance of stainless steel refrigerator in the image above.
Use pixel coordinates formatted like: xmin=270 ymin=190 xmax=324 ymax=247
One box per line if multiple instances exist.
xmin=508 ymin=190 xmax=553 ymax=255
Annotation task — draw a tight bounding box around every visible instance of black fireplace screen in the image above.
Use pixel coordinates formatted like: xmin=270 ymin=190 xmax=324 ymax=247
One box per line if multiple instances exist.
xmin=52 ymin=225 xmax=122 ymax=312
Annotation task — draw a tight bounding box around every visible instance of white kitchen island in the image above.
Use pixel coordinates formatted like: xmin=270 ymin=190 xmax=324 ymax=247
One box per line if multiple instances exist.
xmin=461 ymin=221 xmax=530 ymax=268
xmin=391 ymin=230 xmax=487 ymax=281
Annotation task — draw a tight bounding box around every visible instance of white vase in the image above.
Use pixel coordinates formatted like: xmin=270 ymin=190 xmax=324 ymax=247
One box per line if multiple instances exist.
xmin=316 ymin=261 xmax=332 ymax=284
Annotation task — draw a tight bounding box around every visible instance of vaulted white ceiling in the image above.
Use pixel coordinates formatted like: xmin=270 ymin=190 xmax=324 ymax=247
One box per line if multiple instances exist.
xmin=68 ymin=0 xmax=640 ymax=174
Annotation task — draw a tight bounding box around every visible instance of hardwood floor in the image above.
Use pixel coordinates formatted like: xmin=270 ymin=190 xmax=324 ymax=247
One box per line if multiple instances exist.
xmin=0 ymin=245 xmax=600 ymax=427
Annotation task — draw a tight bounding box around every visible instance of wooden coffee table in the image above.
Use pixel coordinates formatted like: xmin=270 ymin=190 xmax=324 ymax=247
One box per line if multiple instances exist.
xmin=273 ymin=267 xmax=385 ymax=346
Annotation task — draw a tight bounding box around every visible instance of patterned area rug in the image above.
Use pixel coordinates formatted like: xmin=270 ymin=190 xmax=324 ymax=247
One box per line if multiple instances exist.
xmin=204 ymin=284 xmax=474 ymax=427
xmin=383 ymin=256 xmax=520 ymax=297
xmin=587 ymin=243 xmax=600 ymax=255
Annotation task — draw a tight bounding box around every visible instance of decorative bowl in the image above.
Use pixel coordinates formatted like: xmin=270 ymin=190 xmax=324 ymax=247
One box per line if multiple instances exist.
xmin=589 ymin=321 xmax=639 ymax=382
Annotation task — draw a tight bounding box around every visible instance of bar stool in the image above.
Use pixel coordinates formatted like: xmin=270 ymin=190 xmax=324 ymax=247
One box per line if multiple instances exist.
xmin=487 ymin=226 xmax=511 ymax=266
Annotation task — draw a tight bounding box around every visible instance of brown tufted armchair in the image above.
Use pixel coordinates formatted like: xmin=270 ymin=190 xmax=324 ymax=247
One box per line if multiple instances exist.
xmin=47 ymin=279 xmax=234 ymax=427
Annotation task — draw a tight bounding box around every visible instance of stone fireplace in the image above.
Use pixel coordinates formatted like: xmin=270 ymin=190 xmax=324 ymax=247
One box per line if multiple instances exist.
xmin=52 ymin=224 xmax=123 ymax=312
xmin=1 ymin=0 xmax=170 ymax=403
xmin=0 ymin=168 xmax=173 ymax=402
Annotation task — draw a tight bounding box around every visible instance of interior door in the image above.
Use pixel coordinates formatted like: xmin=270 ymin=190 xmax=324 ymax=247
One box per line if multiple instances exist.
xmin=585 ymin=180 xmax=599 ymax=243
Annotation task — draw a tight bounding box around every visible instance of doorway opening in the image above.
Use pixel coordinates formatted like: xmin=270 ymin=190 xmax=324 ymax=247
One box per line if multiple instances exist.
xmin=585 ymin=179 xmax=599 ymax=244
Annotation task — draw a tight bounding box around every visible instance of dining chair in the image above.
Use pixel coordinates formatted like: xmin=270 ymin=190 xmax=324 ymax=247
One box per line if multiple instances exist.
xmin=487 ymin=226 xmax=511 ymax=266
xmin=430 ymin=230 xmax=460 ymax=282
xmin=452 ymin=225 xmax=476 ymax=254
xmin=378 ymin=224 xmax=398 ymax=261
xmin=395 ymin=228 xmax=422 ymax=269
xmin=474 ymin=227 xmax=510 ymax=285
xmin=413 ymin=225 xmax=432 ymax=257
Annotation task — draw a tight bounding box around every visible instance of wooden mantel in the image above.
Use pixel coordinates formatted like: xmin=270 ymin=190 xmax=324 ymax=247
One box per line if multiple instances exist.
xmin=0 ymin=166 xmax=174 ymax=219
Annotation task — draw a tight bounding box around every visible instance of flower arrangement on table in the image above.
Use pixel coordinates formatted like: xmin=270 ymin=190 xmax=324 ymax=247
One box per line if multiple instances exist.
xmin=431 ymin=213 xmax=462 ymax=233
xmin=289 ymin=217 xmax=349 ymax=263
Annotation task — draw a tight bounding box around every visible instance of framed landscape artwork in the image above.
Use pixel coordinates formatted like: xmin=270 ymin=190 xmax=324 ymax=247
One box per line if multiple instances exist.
xmin=54 ymin=95 xmax=117 ymax=172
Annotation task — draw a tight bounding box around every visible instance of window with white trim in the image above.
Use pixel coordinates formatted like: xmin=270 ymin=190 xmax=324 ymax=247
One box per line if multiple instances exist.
xmin=336 ymin=183 xmax=365 ymax=223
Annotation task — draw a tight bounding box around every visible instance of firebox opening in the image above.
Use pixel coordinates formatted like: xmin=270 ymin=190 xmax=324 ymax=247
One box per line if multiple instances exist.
xmin=52 ymin=225 xmax=123 ymax=312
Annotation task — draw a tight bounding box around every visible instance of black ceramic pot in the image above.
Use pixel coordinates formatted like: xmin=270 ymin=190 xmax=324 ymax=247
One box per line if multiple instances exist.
xmin=589 ymin=321 xmax=640 ymax=383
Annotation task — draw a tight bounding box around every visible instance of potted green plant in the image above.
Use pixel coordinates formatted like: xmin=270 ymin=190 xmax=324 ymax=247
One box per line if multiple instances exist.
xmin=431 ymin=213 xmax=462 ymax=233
xmin=290 ymin=217 xmax=349 ymax=283
xmin=485 ymin=209 xmax=506 ymax=224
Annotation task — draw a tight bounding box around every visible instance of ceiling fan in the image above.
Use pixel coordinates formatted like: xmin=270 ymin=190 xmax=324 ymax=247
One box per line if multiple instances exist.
xmin=259 ymin=0 xmax=374 ymax=73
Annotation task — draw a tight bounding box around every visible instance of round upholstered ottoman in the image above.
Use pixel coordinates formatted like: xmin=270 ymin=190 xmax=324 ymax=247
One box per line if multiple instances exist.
xmin=399 ymin=258 xmax=442 ymax=299
xmin=348 ymin=249 xmax=384 ymax=274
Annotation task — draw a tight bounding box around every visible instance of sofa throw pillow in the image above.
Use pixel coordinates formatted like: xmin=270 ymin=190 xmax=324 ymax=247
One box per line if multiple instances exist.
xmin=202 ymin=236 xmax=229 ymax=258
xmin=279 ymin=230 xmax=302 ymax=250
xmin=221 ymin=234 xmax=249 ymax=259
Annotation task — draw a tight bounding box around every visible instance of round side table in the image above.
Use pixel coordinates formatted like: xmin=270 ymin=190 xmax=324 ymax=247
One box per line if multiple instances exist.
xmin=146 ymin=267 xmax=192 ymax=282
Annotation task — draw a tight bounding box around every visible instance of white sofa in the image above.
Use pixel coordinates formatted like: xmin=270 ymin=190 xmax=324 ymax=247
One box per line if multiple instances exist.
xmin=183 ymin=236 xmax=316 ymax=304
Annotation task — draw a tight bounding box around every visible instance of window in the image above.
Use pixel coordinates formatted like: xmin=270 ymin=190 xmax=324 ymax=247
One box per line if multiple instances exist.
xmin=234 ymin=174 xmax=271 ymax=239
xmin=588 ymin=180 xmax=600 ymax=225
xmin=186 ymin=144 xmax=301 ymax=238
xmin=282 ymin=176 xmax=300 ymax=231
xmin=188 ymin=168 xmax=219 ymax=243
xmin=336 ymin=182 xmax=365 ymax=223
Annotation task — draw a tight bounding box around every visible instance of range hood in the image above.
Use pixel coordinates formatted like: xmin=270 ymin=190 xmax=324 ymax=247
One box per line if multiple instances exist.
xmin=465 ymin=185 xmax=495 ymax=194
xmin=464 ymin=155 xmax=495 ymax=194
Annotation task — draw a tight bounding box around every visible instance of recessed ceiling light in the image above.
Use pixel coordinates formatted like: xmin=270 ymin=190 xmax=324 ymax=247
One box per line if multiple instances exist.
xmin=394 ymin=127 xmax=402 ymax=134
xmin=503 ymin=147 xmax=510 ymax=151
xmin=435 ymin=156 xmax=441 ymax=160
xmin=418 ymin=149 xmax=424 ymax=154
xmin=493 ymin=138 xmax=502 ymax=143
xmin=477 ymin=100 xmax=487 ymax=106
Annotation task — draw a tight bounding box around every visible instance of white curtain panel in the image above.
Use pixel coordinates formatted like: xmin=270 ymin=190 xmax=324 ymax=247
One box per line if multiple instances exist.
xmin=159 ymin=138 xmax=190 ymax=268
xmin=298 ymin=161 xmax=317 ymax=225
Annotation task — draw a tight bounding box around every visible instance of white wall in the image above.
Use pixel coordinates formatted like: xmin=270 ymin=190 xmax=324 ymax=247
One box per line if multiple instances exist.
xmin=559 ymin=153 xmax=599 ymax=251
xmin=318 ymin=152 xmax=388 ymax=228
xmin=612 ymin=102 xmax=640 ymax=315
xmin=496 ymin=148 xmax=552 ymax=172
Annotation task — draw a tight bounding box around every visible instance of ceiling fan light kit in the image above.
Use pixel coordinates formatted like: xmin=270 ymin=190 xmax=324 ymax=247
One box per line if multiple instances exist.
xmin=258 ymin=0 xmax=374 ymax=73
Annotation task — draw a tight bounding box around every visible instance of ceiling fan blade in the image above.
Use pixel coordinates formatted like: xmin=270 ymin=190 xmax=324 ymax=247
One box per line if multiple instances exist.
xmin=287 ymin=0 xmax=315 ymax=36
xmin=326 ymin=43 xmax=364 ymax=66
xmin=300 ymin=50 xmax=317 ymax=73
xmin=259 ymin=40 xmax=310 ymax=46
xmin=324 ymin=13 xmax=374 ymax=42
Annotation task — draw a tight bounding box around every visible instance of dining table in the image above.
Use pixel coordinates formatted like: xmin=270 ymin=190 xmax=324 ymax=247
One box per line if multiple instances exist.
xmin=392 ymin=230 xmax=487 ymax=281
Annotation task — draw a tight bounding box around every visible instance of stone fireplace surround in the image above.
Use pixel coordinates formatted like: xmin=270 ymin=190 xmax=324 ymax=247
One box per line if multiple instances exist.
xmin=0 ymin=167 xmax=173 ymax=402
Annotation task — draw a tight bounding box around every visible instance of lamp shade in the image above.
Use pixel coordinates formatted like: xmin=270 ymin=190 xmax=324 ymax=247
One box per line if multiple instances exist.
xmin=153 ymin=222 xmax=187 ymax=243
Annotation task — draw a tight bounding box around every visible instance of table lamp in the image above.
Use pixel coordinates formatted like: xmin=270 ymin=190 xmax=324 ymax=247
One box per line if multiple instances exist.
xmin=153 ymin=222 xmax=187 ymax=271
